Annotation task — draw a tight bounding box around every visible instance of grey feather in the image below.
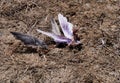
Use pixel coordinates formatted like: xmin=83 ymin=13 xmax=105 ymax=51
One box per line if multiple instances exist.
xmin=11 ymin=32 xmax=47 ymax=49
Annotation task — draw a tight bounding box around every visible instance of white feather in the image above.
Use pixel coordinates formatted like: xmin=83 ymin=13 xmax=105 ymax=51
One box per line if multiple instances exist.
xmin=51 ymin=18 xmax=61 ymax=35
xmin=58 ymin=13 xmax=73 ymax=39
xmin=37 ymin=29 xmax=69 ymax=43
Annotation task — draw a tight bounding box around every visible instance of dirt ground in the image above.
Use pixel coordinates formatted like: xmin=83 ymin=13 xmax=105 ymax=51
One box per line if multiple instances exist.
xmin=0 ymin=0 xmax=120 ymax=83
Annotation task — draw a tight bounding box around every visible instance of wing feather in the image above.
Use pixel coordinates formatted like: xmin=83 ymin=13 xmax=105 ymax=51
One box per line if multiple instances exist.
xmin=37 ymin=29 xmax=70 ymax=43
xmin=58 ymin=13 xmax=73 ymax=39
xmin=51 ymin=18 xmax=61 ymax=35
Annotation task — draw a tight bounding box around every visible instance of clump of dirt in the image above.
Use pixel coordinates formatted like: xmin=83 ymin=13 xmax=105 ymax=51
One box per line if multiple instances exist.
xmin=0 ymin=0 xmax=120 ymax=83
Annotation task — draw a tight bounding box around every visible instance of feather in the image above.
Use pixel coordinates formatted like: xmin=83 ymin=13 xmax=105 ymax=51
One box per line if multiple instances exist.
xmin=37 ymin=29 xmax=71 ymax=43
xmin=11 ymin=32 xmax=47 ymax=48
xmin=58 ymin=13 xmax=73 ymax=39
xmin=51 ymin=18 xmax=61 ymax=35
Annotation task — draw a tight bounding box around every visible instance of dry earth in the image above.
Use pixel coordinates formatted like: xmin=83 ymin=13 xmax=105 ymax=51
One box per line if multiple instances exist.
xmin=0 ymin=0 xmax=120 ymax=83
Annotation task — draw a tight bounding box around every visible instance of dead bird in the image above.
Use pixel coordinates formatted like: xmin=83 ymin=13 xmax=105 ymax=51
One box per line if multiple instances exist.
xmin=10 ymin=32 xmax=47 ymax=49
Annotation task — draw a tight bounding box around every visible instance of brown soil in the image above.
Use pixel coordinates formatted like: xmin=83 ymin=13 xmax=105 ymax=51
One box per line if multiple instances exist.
xmin=0 ymin=0 xmax=120 ymax=83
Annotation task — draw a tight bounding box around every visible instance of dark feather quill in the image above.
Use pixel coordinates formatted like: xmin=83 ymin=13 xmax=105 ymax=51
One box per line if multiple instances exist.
xmin=11 ymin=32 xmax=47 ymax=49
